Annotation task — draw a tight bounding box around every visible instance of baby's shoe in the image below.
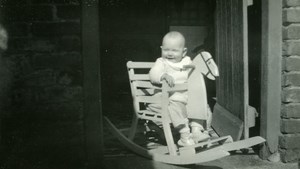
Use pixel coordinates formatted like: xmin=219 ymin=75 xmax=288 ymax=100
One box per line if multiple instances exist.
xmin=177 ymin=133 xmax=195 ymax=147
xmin=192 ymin=127 xmax=210 ymax=143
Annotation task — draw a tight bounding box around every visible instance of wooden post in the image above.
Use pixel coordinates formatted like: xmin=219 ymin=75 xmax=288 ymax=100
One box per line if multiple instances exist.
xmin=260 ymin=0 xmax=282 ymax=160
xmin=243 ymin=0 xmax=249 ymax=140
xmin=82 ymin=0 xmax=103 ymax=168
xmin=162 ymin=81 xmax=177 ymax=156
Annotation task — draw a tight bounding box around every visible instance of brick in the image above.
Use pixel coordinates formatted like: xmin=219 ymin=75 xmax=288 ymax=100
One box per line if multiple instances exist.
xmin=56 ymin=5 xmax=80 ymax=20
xmin=32 ymin=0 xmax=80 ymax=5
xmin=283 ymin=0 xmax=300 ymax=7
xmin=38 ymin=101 xmax=83 ymax=120
xmin=57 ymin=36 xmax=81 ymax=52
xmin=0 ymin=58 xmax=12 ymax=113
xmin=283 ymin=24 xmax=300 ymax=40
xmin=8 ymin=38 xmax=30 ymax=51
xmin=40 ymin=85 xmax=64 ymax=102
xmin=10 ymin=93 xmax=83 ymax=119
xmin=31 ymin=21 xmax=80 ymax=36
xmin=0 ymin=0 xmax=29 ymax=7
xmin=280 ymin=148 xmax=300 ymax=162
xmin=23 ymin=69 xmax=56 ymax=87
xmin=282 ymin=87 xmax=300 ymax=102
xmin=10 ymin=36 xmax=80 ymax=52
xmin=43 ymin=85 xmax=82 ymax=102
xmin=32 ymin=52 xmax=81 ymax=69
xmin=282 ymin=72 xmax=300 ymax=86
xmin=282 ymin=103 xmax=300 ymax=118
xmin=3 ymin=119 xmax=85 ymax=167
xmin=26 ymin=120 xmax=84 ymax=143
xmin=6 ymin=23 xmax=30 ymax=37
xmin=5 ymin=5 xmax=55 ymax=21
xmin=3 ymin=6 xmax=27 ymax=21
xmin=63 ymin=86 xmax=82 ymax=100
xmin=28 ymin=39 xmax=57 ymax=51
xmin=29 ymin=5 xmax=55 ymax=21
xmin=279 ymin=134 xmax=300 ymax=149
xmin=9 ymin=37 xmax=56 ymax=52
xmin=281 ymin=119 xmax=300 ymax=133
xmin=283 ymin=8 xmax=300 ymax=23
xmin=282 ymin=56 xmax=300 ymax=71
xmin=9 ymin=54 xmax=34 ymax=77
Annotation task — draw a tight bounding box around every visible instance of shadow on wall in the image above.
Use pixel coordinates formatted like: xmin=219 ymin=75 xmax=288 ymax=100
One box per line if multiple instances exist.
xmin=0 ymin=23 xmax=13 ymax=166
xmin=0 ymin=24 xmax=12 ymax=114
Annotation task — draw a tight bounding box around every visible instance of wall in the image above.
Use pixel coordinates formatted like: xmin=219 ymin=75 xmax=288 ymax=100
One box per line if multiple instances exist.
xmin=0 ymin=0 xmax=84 ymax=168
xmin=281 ymin=0 xmax=300 ymax=162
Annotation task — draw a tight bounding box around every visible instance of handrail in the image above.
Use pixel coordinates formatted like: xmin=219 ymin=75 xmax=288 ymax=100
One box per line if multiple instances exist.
xmin=127 ymin=61 xmax=154 ymax=69
xmin=162 ymin=82 xmax=188 ymax=92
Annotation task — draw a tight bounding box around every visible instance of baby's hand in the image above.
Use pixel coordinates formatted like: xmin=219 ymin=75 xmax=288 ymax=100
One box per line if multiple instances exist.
xmin=161 ymin=73 xmax=175 ymax=87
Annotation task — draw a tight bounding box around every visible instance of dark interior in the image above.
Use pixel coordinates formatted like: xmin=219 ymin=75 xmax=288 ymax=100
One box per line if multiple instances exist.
xmin=100 ymin=0 xmax=216 ymax=122
xmin=100 ymin=0 xmax=262 ymax=138
xmin=248 ymin=0 xmax=262 ymax=137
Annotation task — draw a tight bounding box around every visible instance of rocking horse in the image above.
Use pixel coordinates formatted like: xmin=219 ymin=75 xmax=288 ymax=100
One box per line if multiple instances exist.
xmin=104 ymin=52 xmax=265 ymax=165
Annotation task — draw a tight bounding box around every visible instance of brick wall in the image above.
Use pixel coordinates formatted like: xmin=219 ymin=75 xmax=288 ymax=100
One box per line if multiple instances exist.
xmin=1 ymin=0 xmax=84 ymax=168
xmin=281 ymin=0 xmax=300 ymax=162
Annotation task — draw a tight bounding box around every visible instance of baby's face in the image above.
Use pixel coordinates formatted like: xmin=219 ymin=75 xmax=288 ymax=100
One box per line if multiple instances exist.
xmin=161 ymin=37 xmax=186 ymax=63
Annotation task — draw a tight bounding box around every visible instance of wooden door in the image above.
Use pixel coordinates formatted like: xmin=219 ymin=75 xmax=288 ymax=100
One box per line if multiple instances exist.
xmin=212 ymin=0 xmax=249 ymax=141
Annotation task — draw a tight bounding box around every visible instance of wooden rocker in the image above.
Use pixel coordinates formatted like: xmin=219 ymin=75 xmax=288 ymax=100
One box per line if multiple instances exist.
xmin=104 ymin=52 xmax=265 ymax=165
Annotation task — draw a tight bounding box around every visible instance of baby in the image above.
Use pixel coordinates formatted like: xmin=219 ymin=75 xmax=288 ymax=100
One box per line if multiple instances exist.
xmin=148 ymin=31 xmax=209 ymax=146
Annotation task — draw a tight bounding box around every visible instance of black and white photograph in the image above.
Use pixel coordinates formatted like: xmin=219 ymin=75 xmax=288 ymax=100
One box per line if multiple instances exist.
xmin=0 ymin=0 xmax=299 ymax=168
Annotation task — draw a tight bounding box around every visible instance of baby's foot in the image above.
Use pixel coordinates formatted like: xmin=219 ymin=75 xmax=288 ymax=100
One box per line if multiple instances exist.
xmin=177 ymin=135 xmax=195 ymax=147
xmin=192 ymin=131 xmax=210 ymax=143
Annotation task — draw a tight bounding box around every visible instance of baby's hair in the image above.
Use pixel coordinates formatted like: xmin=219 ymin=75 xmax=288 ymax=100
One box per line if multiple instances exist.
xmin=162 ymin=31 xmax=186 ymax=47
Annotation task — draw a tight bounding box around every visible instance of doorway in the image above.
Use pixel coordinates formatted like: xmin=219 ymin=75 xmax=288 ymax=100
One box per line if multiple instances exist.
xmin=100 ymin=0 xmax=216 ymax=155
xmin=100 ymin=0 xmax=216 ymax=121
xmin=248 ymin=0 xmax=262 ymax=138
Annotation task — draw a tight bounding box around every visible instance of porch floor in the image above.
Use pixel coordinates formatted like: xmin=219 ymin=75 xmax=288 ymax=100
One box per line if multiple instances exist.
xmin=104 ymin=153 xmax=298 ymax=169
xmin=104 ymin=113 xmax=298 ymax=169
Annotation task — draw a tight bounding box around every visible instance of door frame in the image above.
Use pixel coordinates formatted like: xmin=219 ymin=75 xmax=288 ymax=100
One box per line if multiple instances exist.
xmin=80 ymin=0 xmax=283 ymax=165
xmin=259 ymin=0 xmax=282 ymax=159
xmin=82 ymin=0 xmax=104 ymax=168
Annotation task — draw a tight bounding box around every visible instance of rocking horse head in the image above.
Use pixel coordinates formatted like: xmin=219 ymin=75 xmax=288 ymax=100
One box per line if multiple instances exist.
xmin=197 ymin=51 xmax=219 ymax=80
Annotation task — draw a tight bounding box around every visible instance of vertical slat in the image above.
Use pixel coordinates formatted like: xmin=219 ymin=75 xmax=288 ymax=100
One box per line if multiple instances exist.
xmin=128 ymin=113 xmax=139 ymax=140
xmin=82 ymin=0 xmax=103 ymax=168
xmin=231 ymin=0 xmax=238 ymax=116
xmin=242 ymin=0 xmax=249 ymax=139
xmin=161 ymin=81 xmax=177 ymax=156
xmin=227 ymin=0 xmax=233 ymax=111
xmin=222 ymin=0 xmax=227 ymax=108
xmin=128 ymin=68 xmax=140 ymax=116
xmin=231 ymin=0 xmax=238 ymax=118
xmin=221 ymin=0 xmax=227 ymax=106
xmin=220 ymin=0 xmax=223 ymax=105
xmin=216 ymin=0 xmax=224 ymax=106
xmin=215 ymin=0 xmax=221 ymax=104
xmin=214 ymin=0 xmax=248 ymax=141
xmin=232 ymin=0 xmax=243 ymax=118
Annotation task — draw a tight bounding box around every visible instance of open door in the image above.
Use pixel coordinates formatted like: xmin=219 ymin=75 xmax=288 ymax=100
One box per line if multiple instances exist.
xmin=212 ymin=0 xmax=250 ymax=141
